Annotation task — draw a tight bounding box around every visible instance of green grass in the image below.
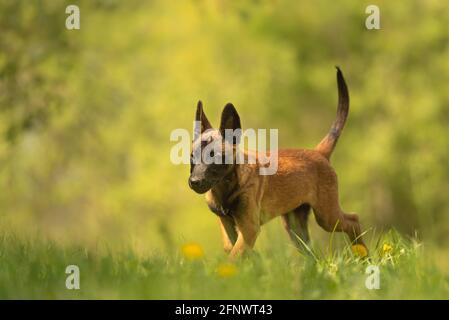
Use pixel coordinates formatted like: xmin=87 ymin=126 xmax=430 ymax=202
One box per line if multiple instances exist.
xmin=0 ymin=230 xmax=447 ymax=299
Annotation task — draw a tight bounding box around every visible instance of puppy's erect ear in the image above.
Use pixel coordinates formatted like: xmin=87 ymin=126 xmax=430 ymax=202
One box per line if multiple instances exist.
xmin=219 ymin=103 xmax=241 ymax=144
xmin=194 ymin=100 xmax=212 ymax=137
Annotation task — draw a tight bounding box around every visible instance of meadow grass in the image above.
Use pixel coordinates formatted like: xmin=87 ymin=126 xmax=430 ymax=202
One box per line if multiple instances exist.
xmin=0 ymin=230 xmax=447 ymax=299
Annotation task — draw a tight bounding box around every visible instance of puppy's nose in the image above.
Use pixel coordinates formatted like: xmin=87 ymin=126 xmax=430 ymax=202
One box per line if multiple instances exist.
xmin=188 ymin=177 xmax=201 ymax=188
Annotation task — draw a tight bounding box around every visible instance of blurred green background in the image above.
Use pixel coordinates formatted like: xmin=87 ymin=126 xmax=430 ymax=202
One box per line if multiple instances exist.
xmin=1 ymin=0 xmax=448 ymax=265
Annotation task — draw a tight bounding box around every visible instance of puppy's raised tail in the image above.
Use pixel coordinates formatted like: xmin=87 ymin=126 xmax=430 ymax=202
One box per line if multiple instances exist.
xmin=315 ymin=66 xmax=349 ymax=160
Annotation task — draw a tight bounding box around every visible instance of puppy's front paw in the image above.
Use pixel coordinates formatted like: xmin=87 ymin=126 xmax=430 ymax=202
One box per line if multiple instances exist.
xmin=223 ymin=244 xmax=233 ymax=253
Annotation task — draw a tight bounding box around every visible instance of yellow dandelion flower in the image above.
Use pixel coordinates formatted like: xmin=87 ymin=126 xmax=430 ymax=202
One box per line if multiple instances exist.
xmin=181 ymin=242 xmax=204 ymax=260
xmin=351 ymin=244 xmax=368 ymax=258
xmin=216 ymin=263 xmax=237 ymax=278
xmin=382 ymin=243 xmax=393 ymax=255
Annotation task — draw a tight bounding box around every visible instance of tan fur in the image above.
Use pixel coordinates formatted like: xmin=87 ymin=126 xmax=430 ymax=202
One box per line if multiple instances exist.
xmin=196 ymin=68 xmax=367 ymax=259
xmin=207 ymin=148 xmax=366 ymax=259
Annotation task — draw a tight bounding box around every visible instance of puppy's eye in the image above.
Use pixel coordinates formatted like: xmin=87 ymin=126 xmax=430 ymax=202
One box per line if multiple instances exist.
xmin=209 ymin=164 xmax=220 ymax=173
xmin=210 ymin=150 xmax=215 ymax=158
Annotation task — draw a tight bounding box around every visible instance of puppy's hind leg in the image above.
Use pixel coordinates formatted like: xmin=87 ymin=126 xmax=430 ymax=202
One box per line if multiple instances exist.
xmin=313 ymin=170 xmax=367 ymax=252
xmin=341 ymin=212 xmax=366 ymax=247
xmin=293 ymin=204 xmax=311 ymax=244
xmin=281 ymin=204 xmax=311 ymax=252
xmin=313 ymin=204 xmax=367 ymax=250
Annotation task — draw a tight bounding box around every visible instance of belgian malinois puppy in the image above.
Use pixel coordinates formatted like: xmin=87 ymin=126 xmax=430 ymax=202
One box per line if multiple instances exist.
xmin=188 ymin=67 xmax=367 ymax=259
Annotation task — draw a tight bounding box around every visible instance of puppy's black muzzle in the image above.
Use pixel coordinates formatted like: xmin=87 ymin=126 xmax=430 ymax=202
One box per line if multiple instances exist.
xmin=188 ymin=177 xmax=211 ymax=194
